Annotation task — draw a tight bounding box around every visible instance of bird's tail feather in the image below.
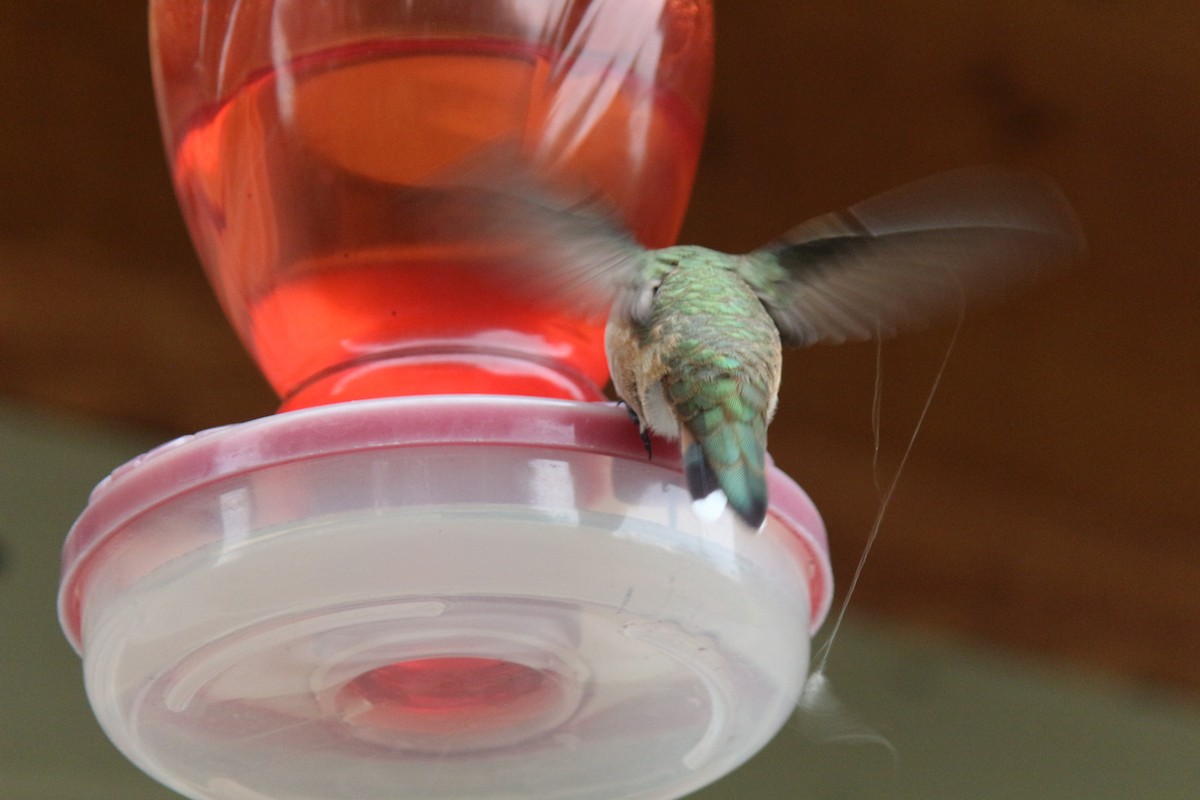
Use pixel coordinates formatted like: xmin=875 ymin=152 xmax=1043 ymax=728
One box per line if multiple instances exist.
xmin=681 ymin=415 xmax=768 ymax=529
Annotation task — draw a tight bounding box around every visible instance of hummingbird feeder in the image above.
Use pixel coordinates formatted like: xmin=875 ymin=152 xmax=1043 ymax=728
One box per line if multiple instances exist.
xmin=58 ymin=3 xmax=832 ymax=798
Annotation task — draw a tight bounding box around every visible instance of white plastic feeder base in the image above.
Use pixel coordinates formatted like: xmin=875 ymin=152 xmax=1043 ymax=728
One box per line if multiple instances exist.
xmin=59 ymin=396 xmax=831 ymax=800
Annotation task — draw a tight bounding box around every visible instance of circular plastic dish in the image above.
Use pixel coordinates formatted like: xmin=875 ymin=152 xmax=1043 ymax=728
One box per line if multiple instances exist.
xmin=59 ymin=396 xmax=831 ymax=800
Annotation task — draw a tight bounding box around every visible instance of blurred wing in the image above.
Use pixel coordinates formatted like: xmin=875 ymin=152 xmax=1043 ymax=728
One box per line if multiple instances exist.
xmin=422 ymin=145 xmax=648 ymax=321
xmin=737 ymin=168 xmax=1086 ymax=346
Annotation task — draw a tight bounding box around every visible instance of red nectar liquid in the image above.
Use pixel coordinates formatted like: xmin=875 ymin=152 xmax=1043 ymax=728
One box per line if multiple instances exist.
xmin=168 ymin=38 xmax=707 ymax=408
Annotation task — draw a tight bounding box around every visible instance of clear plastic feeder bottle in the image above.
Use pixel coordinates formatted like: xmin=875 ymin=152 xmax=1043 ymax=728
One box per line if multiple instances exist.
xmin=58 ymin=3 xmax=833 ymax=799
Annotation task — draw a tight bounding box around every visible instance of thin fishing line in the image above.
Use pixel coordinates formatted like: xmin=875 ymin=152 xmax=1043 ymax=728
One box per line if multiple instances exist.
xmin=811 ymin=315 xmax=963 ymax=675
xmin=872 ymin=334 xmax=885 ymax=499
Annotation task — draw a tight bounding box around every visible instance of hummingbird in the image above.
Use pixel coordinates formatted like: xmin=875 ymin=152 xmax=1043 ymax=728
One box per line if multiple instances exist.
xmin=435 ymin=157 xmax=1085 ymax=529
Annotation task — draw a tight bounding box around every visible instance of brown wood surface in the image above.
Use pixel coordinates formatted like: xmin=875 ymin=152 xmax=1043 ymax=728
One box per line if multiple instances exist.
xmin=1 ymin=2 xmax=1197 ymax=694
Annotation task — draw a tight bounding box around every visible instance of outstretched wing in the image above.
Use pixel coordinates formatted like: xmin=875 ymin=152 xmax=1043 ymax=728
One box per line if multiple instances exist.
xmin=422 ymin=144 xmax=648 ymax=321
xmin=736 ymin=168 xmax=1085 ymax=346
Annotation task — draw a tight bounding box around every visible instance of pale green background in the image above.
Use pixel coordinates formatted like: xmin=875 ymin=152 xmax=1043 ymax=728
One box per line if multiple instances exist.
xmin=3 ymin=402 xmax=1198 ymax=798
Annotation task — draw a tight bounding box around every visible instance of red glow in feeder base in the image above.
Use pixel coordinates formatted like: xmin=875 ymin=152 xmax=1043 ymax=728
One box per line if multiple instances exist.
xmin=346 ymin=657 xmax=554 ymax=719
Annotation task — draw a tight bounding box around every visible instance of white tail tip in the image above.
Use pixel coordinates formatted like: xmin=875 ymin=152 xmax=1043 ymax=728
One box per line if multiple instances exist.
xmin=691 ymin=489 xmax=728 ymax=522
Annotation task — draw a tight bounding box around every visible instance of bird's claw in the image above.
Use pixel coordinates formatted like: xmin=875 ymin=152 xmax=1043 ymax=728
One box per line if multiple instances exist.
xmin=617 ymin=400 xmax=652 ymax=459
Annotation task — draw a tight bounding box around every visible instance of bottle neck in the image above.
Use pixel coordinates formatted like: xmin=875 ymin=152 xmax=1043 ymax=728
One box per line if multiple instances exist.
xmin=278 ymin=347 xmax=606 ymax=411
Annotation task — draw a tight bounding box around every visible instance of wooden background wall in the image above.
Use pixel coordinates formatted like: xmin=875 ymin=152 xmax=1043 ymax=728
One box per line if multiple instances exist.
xmin=1 ymin=2 xmax=1197 ymax=696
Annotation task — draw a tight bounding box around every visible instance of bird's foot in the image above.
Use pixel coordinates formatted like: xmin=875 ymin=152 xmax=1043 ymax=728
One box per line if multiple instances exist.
xmin=616 ymin=400 xmax=652 ymax=459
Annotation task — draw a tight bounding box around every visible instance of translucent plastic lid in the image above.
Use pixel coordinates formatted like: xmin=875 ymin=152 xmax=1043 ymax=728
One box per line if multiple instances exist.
xmin=59 ymin=396 xmax=831 ymax=800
